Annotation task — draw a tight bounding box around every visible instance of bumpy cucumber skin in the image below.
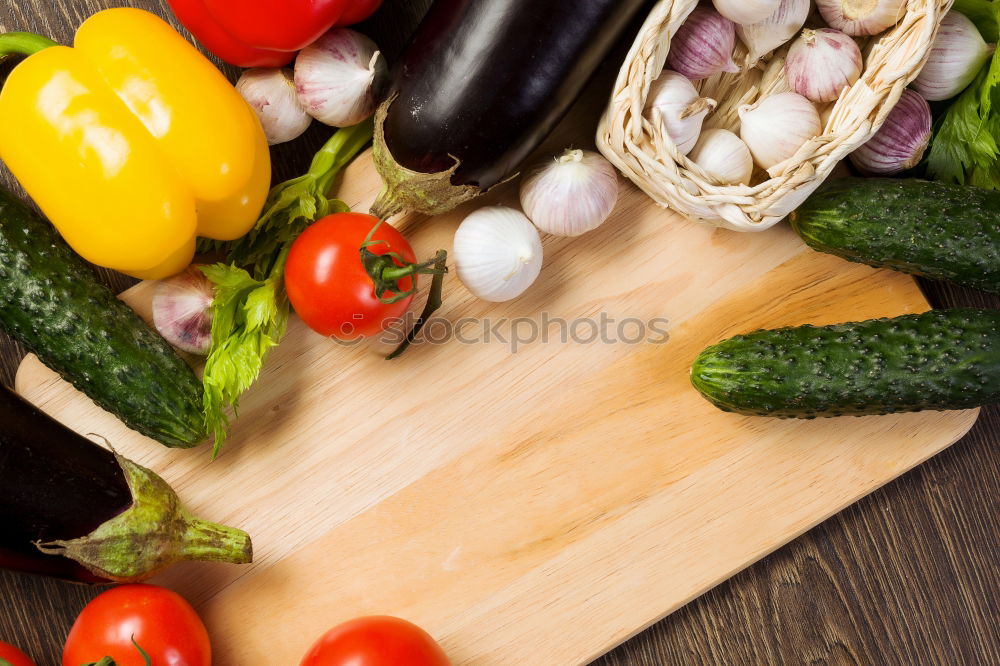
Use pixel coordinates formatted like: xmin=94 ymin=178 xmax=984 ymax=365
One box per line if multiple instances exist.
xmin=790 ymin=178 xmax=1000 ymax=294
xmin=0 ymin=191 xmax=206 ymax=447
xmin=691 ymin=309 xmax=1000 ymax=418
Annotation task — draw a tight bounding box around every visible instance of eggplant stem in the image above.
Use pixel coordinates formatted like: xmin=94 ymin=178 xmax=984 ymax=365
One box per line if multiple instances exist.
xmin=180 ymin=514 xmax=254 ymax=563
xmin=370 ymin=188 xmax=405 ymax=220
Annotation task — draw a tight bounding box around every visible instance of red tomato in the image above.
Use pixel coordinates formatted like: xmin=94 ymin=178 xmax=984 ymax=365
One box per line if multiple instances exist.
xmin=286 ymin=213 xmax=416 ymax=339
xmin=336 ymin=0 xmax=383 ymax=26
xmin=300 ymin=616 xmax=450 ymax=666
xmin=62 ymin=585 xmax=210 ymax=666
xmin=0 ymin=641 xmax=36 ymax=666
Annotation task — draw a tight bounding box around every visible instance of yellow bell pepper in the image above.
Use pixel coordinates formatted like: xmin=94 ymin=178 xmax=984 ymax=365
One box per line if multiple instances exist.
xmin=0 ymin=8 xmax=270 ymax=279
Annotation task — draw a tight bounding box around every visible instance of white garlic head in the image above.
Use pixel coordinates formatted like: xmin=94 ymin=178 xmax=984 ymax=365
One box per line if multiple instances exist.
xmin=688 ymin=129 xmax=754 ymax=185
xmin=237 ymin=68 xmax=313 ymax=145
xmin=646 ymin=70 xmax=717 ymax=155
xmin=295 ymin=28 xmax=387 ymax=127
xmin=739 ymin=92 xmax=821 ymax=171
xmin=454 ymin=207 xmax=544 ymax=303
xmin=520 ymin=149 xmax=619 ymax=237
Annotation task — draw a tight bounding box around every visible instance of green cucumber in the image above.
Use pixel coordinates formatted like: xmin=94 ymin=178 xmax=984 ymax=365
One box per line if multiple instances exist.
xmin=0 ymin=188 xmax=206 ymax=447
xmin=790 ymin=178 xmax=1000 ymax=294
xmin=691 ymin=309 xmax=1000 ymax=418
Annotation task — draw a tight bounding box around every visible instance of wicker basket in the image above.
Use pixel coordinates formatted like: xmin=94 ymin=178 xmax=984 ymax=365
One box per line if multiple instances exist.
xmin=597 ymin=0 xmax=952 ymax=231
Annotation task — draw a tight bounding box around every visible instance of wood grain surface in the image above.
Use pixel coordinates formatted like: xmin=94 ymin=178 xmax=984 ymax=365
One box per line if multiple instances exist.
xmin=0 ymin=1 xmax=997 ymax=665
xmin=10 ymin=143 xmax=980 ymax=663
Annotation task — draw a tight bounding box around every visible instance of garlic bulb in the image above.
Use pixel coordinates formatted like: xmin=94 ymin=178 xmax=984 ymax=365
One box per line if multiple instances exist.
xmin=237 ymin=68 xmax=312 ymax=145
xmin=152 ymin=266 xmax=216 ymax=355
xmin=667 ymin=7 xmax=739 ymax=80
xmin=849 ymin=89 xmax=931 ymax=175
xmin=817 ymin=0 xmax=906 ymax=36
xmin=454 ymin=207 xmax=544 ymax=302
xmin=712 ymin=0 xmax=781 ymax=27
xmin=739 ymin=92 xmax=821 ymax=170
xmin=688 ymin=129 xmax=754 ymax=185
xmin=520 ymin=149 xmax=618 ymax=237
xmin=912 ymin=11 xmax=995 ymax=101
xmin=737 ymin=0 xmax=810 ymax=67
xmin=785 ymin=29 xmax=863 ymax=103
xmin=646 ymin=71 xmax=717 ymax=155
xmin=295 ymin=28 xmax=387 ymax=127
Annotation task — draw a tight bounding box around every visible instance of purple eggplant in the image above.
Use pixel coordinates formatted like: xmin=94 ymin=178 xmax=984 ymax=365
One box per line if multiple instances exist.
xmin=0 ymin=384 xmax=251 ymax=583
xmin=370 ymin=0 xmax=647 ymax=218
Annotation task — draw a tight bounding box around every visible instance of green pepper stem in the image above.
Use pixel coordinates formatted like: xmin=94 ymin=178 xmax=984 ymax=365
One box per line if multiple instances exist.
xmin=0 ymin=32 xmax=58 ymax=60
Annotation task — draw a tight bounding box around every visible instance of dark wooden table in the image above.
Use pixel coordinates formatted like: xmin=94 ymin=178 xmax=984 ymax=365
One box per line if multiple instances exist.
xmin=1 ymin=1 xmax=998 ymax=664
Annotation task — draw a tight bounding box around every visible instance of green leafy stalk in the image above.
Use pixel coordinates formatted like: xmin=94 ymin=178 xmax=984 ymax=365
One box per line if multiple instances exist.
xmin=201 ymin=119 xmax=374 ymax=453
xmin=927 ymin=1 xmax=1000 ymax=187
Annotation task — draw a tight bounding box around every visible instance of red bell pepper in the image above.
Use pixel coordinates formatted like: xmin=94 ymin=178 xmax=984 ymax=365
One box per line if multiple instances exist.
xmin=168 ymin=0 xmax=383 ymax=67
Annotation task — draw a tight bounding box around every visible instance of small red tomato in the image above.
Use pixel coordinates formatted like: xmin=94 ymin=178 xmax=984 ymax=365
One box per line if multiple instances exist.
xmin=300 ymin=616 xmax=450 ymax=666
xmin=286 ymin=213 xmax=416 ymax=339
xmin=336 ymin=0 xmax=383 ymax=26
xmin=62 ymin=585 xmax=210 ymax=666
xmin=0 ymin=641 xmax=36 ymax=666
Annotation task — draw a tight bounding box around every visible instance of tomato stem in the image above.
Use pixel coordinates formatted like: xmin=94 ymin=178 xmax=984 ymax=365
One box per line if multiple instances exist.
xmin=360 ymin=219 xmax=449 ymax=357
xmin=386 ymin=249 xmax=449 ymax=360
xmin=361 ymin=219 xmax=447 ymax=304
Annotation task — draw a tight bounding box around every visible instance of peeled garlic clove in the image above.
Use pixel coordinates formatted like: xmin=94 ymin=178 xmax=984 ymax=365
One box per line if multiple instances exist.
xmin=667 ymin=7 xmax=740 ymax=81
xmin=849 ymin=89 xmax=931 ymax=175
xmin=454 ymin=207 xmax=544 ymax=303
xmin=152 ymin=266 xmax=216 ymax=355
xmin=520 ymin=149 xmax=618 ymax=237
xmin=739 ymin=92 xmax=821 ymax=170
xmin=646 ymin=70 xmax=717 ymax=155
xmin=912 ymin=11 xmax=995 ymax=102
xmin=295 ymin=28 xmax=387 ymax=127
xmin=737 ymin=0 xmax=810 ymax=67
xmin=785 ymin=29 xmax=863 ymax=103
xmin=712 ymin=0 xmax=781 ymax=27
xmin=237 ymin=68 xmax=313 ymax=145
xmin=817 ymin=0 xmax=906 ymax=36
xmin=688 ymin=129 xmax=754 ymax=185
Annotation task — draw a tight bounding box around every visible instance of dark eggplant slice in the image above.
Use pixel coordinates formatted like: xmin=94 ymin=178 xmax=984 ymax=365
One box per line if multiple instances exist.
xmin=371 ymin=0 xmax=647 ymax=218
xmin=0 ymin=384 xmax=251 ymax=583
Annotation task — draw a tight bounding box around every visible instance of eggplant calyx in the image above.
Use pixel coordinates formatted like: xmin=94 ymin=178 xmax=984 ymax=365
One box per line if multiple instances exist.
xmin=370 ymin=97 xmax=483 ymax=219
xmin=35 ymin=454 xmax=252 ymax=582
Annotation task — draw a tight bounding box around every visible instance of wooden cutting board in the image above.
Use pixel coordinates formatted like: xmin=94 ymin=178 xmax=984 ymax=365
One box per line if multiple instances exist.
xmin=15 ymin=121 xmax=978 ymax=663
